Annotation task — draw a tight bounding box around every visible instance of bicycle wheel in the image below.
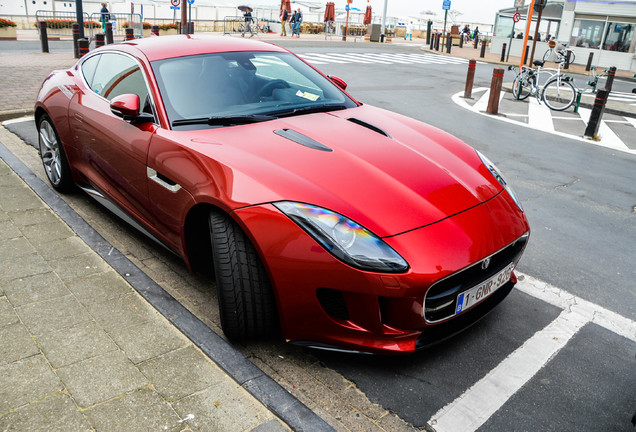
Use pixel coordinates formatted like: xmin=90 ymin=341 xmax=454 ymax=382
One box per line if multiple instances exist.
xmin=542 ymin=77 xmax=576 ymax=111
xmin=512 ymin=74 xmax=534 ymax=100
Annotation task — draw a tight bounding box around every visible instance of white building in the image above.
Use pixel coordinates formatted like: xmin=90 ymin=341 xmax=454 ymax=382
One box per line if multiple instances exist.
xmin=492 ymin=0 xmax=635 ymax=71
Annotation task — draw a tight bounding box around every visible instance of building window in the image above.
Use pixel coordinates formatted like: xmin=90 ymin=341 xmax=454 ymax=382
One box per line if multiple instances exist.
xmin=570 ymin=19 xmax=604 ymax=49
xmin=602 ymin=22 xmax=634 ymax=53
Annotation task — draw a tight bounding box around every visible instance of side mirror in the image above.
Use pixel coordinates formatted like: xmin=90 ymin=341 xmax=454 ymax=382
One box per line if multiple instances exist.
xmin=110 ymin=94 xmax=153 ymax=123
xmin=328 ymin=75 xmax=348 ymax=91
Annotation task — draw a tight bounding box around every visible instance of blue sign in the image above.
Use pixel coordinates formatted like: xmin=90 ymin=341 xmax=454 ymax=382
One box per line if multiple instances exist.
xmin=345 ymin=4 xmax=350 ymax=11
xmin=442 ymin=0 xmax=451 ymax=10
xmin=187 ymin=0 xmax=194 ymax=4
xmin=170 ymin=5 xmax=180 ymax=9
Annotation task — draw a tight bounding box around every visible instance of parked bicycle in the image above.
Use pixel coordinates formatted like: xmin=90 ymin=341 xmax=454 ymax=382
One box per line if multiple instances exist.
xmin=509 ymin=44 xmax=577 ymax=111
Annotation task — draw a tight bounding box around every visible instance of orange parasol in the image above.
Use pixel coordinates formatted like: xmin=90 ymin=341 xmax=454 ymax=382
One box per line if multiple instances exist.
xmin=363 ymin=5 xmax=372 ymax=25
xmin=324 ymin=2 xmax=335 ymax=22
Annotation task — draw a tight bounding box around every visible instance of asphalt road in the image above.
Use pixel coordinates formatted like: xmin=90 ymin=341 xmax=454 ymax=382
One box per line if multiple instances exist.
xmin=5 ymin=40 xmax=635 ymax=432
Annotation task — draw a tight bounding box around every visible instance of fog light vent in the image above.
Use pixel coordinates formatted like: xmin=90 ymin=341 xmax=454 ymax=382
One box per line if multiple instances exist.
xmin=316 ymin=288 xmax=349 ymax=321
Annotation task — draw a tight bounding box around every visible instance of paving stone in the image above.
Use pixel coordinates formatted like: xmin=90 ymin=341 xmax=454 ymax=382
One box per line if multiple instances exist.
xmin=36 ymin=236 xmax=90 ymax=261
xmin=0 ymin=185 xmax=44 ymax=213
xmin=84 ymin=388 xmax=183 ymax=432
xmin=21 ymin=219 xmax=75 ymax=247
xmin=16 ymin=294 xmax=92 ymax=336
xmin=108 ymin=318 xmax=188 ymax=364
xmin=0 ymin=393 xmax=90 ymax=432
xmin=56 ymin=350 xmax=148 ymax=408
xmin=0 ymin=297 xmax=20 ymax=328
xmin=86 ymin=292 xmax=158 ymax=334
xmin=0 ymin=236 xmax=36 ymax=260
xmin=66 ymin=270 xmax=133 ymax=305
xmin=0 ymin=322 xmax=39 ymax=366
xmin=48 ymin=252 xmax=110 ymax=283
xmin=6 ymin=208 xmax=60 ymax=228
xmin=0 ymin=220 xmax=23 ymax=241
xmin=0 ymin=355 xmax=63 ymax=414
xmin=3 ymin=272 xmax=69 ymax=307
xmin=0 ymin=252 xmax=50 ymax=283
xmin=173 ymin=381 xmax=272 ymax=432
xmin=138 ymin=346 xmax=225 ymax=402
xmin=37 ymin=320 xmax=119 ymax=369
xmin=250 ymin=419 xmax=291 ymax=432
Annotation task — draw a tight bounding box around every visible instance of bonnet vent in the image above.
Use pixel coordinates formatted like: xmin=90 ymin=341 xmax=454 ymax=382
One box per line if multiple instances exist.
xmin=347 ymin=118 xmax=392 ymax=138
xmin=274 ymin=129 xmax=332 ymax=152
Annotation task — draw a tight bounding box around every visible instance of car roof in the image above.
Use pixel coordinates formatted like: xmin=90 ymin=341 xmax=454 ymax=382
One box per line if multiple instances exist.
xmin=112 ymin=34 xmax=288 ymax=62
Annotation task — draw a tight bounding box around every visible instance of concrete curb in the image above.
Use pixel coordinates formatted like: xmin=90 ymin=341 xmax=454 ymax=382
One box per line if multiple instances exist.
xmin=0 ymin=140 xmax=335 ymax=432
xmin=0 ymin=109 xmax=33 ymax=122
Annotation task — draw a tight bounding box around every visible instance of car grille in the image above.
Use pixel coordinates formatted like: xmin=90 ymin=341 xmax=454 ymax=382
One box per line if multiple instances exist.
xmin=424 ymin=233 xmax=529 ymax=323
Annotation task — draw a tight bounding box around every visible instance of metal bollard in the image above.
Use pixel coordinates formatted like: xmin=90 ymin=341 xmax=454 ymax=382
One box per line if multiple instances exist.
xmin=446 ymin=33 xmax=452 ymax=54
xmin=78 ymin=38 xmax=89 ymax=57
xmin=125 ymin=28 xmax=134 ymax=41
xmin=151 ymin=25 xmax=159 ymax=36
xmin=459 ymin=35 xmax=463 ymax=48
xmin=72 ymin=23 xmax=80 ymax=58
xmin=486 ymin=68 xmax=504 ymax=115
xmin=95 ymin=33 xmax=105 ymax=48
xmin=189 ymin=21 xmax=194 ymax=34
xmin=474 ymin=34 xmax=479 ymax=49
xmin=584 ymin=89 xmax=609 ymax=140
xmin=39 ymin=21 xmax=49 ymax=54
xmin=435 ymin=33 xmax=440 ymax=51
xmin=106 ymin=22 xmax=113 ymax=44
xmin=429 ymin=32 xmax=435 ymax=50
xmin=604 ymin=66 xmax=616 ymax=92
xmin=564 ymin=51 xmax=571 ymax=70
xmin=464 ymin=59 xmax=477 ymax=99
xmin=524 ymin=47 xmax=529 ymax=65
xmin=480 ymin=40 xmax=487 ymax=58
xmin=501 ymin=43 xmax=507 ymax=62
xmin=585 ymin=52 xmax=594 ymax=72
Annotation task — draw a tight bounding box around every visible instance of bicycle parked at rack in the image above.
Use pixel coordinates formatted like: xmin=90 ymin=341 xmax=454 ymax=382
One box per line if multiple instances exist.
xmin=509 ymin=44 xmax=577 ymax=111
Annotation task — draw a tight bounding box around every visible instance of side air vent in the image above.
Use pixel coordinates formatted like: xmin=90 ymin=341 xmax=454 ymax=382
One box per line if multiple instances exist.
xmin=316 ymin=288 xmax=349 ymax=321
xmin=347 ymin=118 xmax=392 ymax=138
xmin=274 ymin=129 xmax=333 ymax=152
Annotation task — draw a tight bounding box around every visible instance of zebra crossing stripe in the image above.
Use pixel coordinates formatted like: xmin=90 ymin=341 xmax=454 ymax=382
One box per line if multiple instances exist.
xmin=299 ymin=52 xmax=482 ymax=65
xmin=343 ymin=53 xmax=394 ymax=64
xmin=322 ymin=53 xmax=377 ymax=64
xmin=299 ymin=53 xmax=346 ymax=64
xmin=528 ymin=97 xmax=555 ymax=132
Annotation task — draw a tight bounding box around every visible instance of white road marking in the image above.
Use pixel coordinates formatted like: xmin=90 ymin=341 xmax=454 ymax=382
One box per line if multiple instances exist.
xmin=2 ymin=116 xmax=33 ymax=125
xmin=528 ymin=97 xmax=555 ymax=132
xmin=452 ymin=90 xmax=636 ymax=156
xmin=472 ymin=88 xmax=491 ymax=113
xmin=429 ymin=272 xmax=636 ymax=432
xmin=577 ymin=107 xmax=629 ymax=152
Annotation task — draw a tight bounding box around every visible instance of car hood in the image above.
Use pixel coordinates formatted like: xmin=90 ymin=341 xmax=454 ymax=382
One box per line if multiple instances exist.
xmin=176 ymin=105 xmax=503 ymax=237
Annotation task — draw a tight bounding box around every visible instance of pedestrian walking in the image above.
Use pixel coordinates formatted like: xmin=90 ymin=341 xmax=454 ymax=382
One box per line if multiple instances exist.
xmin=100 ymin=2 xmax=110 ymax=32
xmin=404 ymin=21 xmax=413 ymax=41
xmin=289 ymin=10 xmax=297 ymax=36
xmin=242 ymin=8 xmax=253 ymax=37
xmin=280 ymin=8 xmax=288 ymax=36
xmin=292 ymin=8 xmax=302 ymax=37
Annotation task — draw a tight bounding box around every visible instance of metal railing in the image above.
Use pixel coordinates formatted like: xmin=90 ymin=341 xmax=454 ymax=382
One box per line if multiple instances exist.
xmin=35 ymin=10 xmax=142 ymax=41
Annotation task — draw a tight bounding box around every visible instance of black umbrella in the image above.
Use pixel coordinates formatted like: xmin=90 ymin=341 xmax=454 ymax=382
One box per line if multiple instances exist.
xmin=238 ymin=5 xmax=253 ymax=12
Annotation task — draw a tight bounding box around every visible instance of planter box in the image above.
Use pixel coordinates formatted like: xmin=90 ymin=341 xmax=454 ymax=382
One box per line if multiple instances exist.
xmin=0 ymin=26 xmax=17 ymax=40
xmin=143 ymin=28 xmax=151 ymax=38
xmin=161 ymin=28 xmax=178 ymax=35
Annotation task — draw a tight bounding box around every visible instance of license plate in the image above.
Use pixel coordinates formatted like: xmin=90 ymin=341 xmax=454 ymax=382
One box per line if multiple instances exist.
xmin=455 ymin=263 xmax=515 ymax=315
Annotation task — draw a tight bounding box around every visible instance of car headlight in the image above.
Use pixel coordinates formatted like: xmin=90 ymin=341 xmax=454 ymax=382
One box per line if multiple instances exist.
xmin=273 ymin=201 xmax=409 ymax=273
xmin=477 ymin=150 xmax=523 ymax=212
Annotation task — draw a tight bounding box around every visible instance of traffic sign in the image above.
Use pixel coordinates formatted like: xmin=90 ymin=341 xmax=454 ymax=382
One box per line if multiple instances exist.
xmin=514 ymin=0 xmax=525 ymax=7
xmin=442 ymin=0 xmax=451 ymax=10
xmin=171 ymin=0 xmax=180 ymax=6
xmin=345 ymin=4 xmax=350 ymax=11
xmin=513 ymin=12 xmax=521 ymax=23
xmin=187 ymin=0 xmax=194 ymax=4
xmin=170 ymin=5 xmax=180 ymax=9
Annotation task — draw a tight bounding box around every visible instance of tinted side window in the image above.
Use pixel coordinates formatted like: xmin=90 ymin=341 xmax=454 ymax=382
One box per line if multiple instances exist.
xmin=81 ymin=54 xmax=100 ymax=88
xmin=89 ymin=53 xmax=149 ymax=105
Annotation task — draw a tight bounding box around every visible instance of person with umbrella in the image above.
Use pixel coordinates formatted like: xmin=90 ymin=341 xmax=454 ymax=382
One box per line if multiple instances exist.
xmin=239 ymin=5 xmax=254 ymax=37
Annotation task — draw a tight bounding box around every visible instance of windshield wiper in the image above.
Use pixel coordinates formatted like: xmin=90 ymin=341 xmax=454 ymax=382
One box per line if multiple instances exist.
xmin=172 ymin=114 xmax=276 ymax=127
xmin=270 ymin=104 xmax=348 ymax=118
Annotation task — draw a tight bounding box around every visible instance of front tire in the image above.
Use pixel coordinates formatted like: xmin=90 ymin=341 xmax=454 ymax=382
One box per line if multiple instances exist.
xmin=38 ymin=114 xmax=74 ymax=193
xmin=208 ymin=211 xmax=278 ymax=341
xmin=512 ymin=74 xmax=535 ymax=100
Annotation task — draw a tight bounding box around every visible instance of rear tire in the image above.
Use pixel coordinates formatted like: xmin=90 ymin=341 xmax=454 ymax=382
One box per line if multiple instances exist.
xmin=542 ymin=78 xmax=576 ymax=111
xmin=512 ymin=74 xmax=534 ymax=100
xmin=208 ymin=211 xmax=277 ymax=341
xmin=38 ymin=114 xmax=74 ymax=193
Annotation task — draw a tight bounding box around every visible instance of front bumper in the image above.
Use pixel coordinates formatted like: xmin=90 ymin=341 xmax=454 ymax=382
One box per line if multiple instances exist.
xmin=233 ymin=190 xmax=530 ymax=354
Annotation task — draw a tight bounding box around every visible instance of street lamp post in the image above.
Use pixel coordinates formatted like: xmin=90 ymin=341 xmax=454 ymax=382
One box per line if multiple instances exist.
xmin=381 ymin=0 xmax=388 ymax=41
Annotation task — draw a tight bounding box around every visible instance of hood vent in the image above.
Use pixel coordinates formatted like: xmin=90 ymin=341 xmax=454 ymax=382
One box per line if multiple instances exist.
xmin=274 ymin=128 xmax=332 ymax=152
xmin=347 ymin=118 xmax=392 ymax=138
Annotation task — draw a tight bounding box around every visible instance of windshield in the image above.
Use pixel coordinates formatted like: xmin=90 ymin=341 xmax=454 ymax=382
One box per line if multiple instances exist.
xmin=151 ymin=51 xmax=358 ymax=129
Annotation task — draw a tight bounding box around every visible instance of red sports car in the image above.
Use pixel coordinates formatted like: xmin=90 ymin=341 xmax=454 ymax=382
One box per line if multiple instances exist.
xmin=35 ymin=35 xmax=529 ymax=353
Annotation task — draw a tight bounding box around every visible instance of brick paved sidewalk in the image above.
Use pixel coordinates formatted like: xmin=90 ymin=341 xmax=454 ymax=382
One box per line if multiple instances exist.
xmin=0 ymin=127 xmax=287 ymax=431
